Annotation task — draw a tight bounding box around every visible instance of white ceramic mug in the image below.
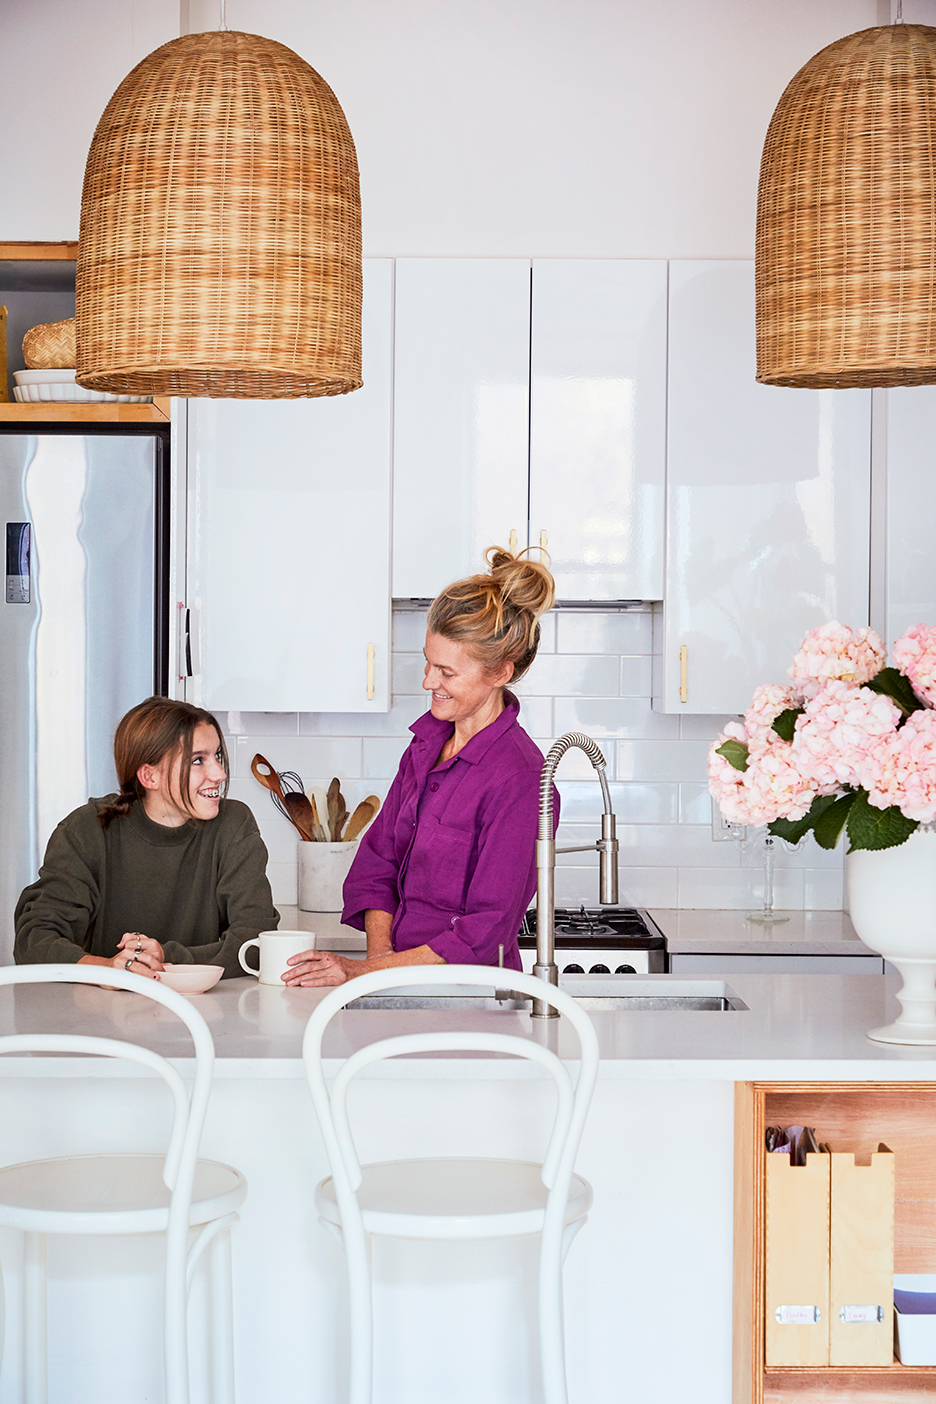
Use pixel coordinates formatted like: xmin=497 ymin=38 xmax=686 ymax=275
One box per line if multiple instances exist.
xmin=238 ymin=930 xmax=315 ymax=985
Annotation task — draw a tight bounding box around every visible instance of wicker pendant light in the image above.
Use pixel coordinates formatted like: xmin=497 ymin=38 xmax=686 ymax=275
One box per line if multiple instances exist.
xmin=757 ymin=23 xmax=936 ymax=388
xmin=76 ymin=30 xmax=362 ymax=398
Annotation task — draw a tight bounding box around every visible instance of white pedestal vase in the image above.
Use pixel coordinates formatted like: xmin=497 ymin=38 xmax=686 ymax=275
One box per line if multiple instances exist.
xmin=297 ymin=840 xmax=359 ymax=913
xmin=848 ymin=826 xmax=936 ymax=1045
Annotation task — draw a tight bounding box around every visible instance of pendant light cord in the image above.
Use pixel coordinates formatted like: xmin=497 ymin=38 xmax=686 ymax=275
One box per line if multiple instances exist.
xmin=219 ymin=0 xmax=228 ymax=30
xmin=895 ymin=0 xmax=904 ymax=23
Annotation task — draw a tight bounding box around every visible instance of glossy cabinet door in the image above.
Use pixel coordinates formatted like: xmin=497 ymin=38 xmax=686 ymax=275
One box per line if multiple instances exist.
xmin=885 ymin=387 xmax=936 ymax=647
xmin=528 ymin=260 xmax=667 ymax=600
xmin=184 ymin=260 xmax=393 ymax=712
xmin=654 ymin=261 xmax=872 ymax=714
xmin=392 ymin=259 xmax=531 ymax=598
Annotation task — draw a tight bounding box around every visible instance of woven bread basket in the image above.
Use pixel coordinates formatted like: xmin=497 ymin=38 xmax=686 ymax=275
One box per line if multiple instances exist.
xmin=23 ymin=318 xmax=76 ymax=370
xmin=757 ymin=23 xmax=936 ymax=388
xmin=76 ymin=30 xmax=362 ymax=399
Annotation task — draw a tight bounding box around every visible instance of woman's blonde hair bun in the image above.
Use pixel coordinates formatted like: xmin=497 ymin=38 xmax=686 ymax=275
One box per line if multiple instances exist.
xmin=427 ymin=544 xmax=556 ymax=683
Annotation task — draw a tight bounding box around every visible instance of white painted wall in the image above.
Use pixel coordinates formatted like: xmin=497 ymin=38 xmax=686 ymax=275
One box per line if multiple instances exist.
xmin=8 ymin=0 xmax=936 ymax=254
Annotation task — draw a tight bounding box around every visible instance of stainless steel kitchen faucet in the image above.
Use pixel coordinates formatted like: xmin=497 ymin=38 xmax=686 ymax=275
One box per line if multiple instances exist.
xmin=532 ymin=732 xmax=619 ymax=1018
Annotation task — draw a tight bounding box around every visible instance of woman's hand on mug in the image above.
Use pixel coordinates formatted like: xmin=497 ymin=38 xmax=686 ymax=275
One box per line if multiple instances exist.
xmin=116 ymin=931 xmax=166 ymax=975
xmin=282 ymin=949 xmax=352 ymax=987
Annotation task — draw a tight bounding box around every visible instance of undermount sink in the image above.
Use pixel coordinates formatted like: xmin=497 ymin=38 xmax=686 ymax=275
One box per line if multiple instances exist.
xmin=344 ymin=976 xmax=748 ymax=1013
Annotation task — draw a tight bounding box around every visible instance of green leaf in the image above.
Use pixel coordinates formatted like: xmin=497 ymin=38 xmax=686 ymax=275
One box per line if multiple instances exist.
xmin=768 ymin=792 xmax=839 ymax=845
xmin=715 ymin=738 xmax=749 ymax=772
xmin=865 ymin=667 xmax=926 ymax=718
xmin=771 ymin=707 xmax=804 ymax=743
xmin=812 ymin=791 xmax=859 ymax=850
xmin=845 ymin=790 xmax=919 ymax=852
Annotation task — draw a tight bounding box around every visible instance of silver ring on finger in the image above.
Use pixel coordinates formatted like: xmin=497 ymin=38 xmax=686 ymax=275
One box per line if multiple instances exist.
xmin=125 ymin=957 xmax=134 ymax=970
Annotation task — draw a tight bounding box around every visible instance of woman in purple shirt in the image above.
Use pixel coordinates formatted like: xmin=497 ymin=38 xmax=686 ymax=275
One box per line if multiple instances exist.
xmin=284 ymin=547 xmax=555 ymax=986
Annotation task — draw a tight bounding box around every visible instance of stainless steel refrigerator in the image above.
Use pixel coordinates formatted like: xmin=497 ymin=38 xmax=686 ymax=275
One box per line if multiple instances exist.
xmin=1 ymin=430 xmax=169 ymax=964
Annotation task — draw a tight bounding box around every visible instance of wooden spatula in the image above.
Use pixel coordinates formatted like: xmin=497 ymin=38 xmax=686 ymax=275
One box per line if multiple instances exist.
xmin=344 ymin=795 xmax=380 ymax=842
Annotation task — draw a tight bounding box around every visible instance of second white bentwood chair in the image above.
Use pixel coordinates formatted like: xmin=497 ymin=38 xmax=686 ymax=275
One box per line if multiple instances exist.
xmin=0 ymin=963 xmax=247 ymax=1404
xmin=303 ymin=965 xmax=600 ymax=1404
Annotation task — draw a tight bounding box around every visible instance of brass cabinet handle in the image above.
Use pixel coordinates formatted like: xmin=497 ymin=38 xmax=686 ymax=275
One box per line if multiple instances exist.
xmin=539 ymin=529 xmax=548 ymax=550
xmin=366 ymin=642 xmax=375 ymax=701
xmin=679 ymin=644 xmax=688 ymax=704
xmin=509 ymin=528 xmax=518 ymax=552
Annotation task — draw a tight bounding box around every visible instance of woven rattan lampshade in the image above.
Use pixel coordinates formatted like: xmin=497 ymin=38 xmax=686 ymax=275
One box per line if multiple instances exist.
xmin=76 ymin=31 xmax=361 ymax=398
xmin=757 ymin=23 xmax=936 ymax=388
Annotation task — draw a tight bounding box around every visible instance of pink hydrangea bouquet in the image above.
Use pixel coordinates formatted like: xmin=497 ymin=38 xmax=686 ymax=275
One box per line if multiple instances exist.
xmin=708 ymin=622 xmax=936 ymax=852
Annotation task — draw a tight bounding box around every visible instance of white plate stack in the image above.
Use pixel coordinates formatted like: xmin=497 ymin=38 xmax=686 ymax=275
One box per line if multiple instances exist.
xmin=13 ymin=370 xmax=152 ymax=404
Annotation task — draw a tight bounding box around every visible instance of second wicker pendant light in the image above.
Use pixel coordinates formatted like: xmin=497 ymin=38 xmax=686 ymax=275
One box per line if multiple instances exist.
xmin=757 ymin=23 xmax=936 ymax=389
xmin=76 ymin=31 xmax=362 ymax=399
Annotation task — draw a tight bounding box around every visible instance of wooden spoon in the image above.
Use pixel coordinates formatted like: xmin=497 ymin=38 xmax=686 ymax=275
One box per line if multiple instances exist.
xmin=251 ymin=753 xmax=285 ymax=801
xmin=327 ymin=777 xmax=345 ymax=842
xmin=344 ymin=796 xmax=380 ymax=842
xmin=282 ymin=792 xmax=317 ymax=841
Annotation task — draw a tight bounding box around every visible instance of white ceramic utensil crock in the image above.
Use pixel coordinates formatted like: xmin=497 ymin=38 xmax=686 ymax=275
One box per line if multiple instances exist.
xmin=297 ymin=840 xmax=358 ymax=912
xmin=848 ymin=826 xmax=936 ymax=1044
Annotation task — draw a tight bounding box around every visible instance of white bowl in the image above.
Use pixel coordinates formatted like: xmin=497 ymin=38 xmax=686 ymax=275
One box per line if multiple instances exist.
xmin=12 ymin=370 xmax=151 ymax=404
xmin=159 ymin=964 xmax=224 ymax=994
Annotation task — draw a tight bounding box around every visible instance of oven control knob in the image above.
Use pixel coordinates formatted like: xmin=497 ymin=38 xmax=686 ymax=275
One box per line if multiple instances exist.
xmin=589 ymin=964 xmax=610 ymax=974
xmin=562 ymin=963 xmax=585 ymax=974
xmin=615 ymin=964 xmax=637 ymax=975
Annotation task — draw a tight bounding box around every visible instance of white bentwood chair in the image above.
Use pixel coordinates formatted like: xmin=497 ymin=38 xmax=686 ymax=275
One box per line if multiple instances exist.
xmin=0 ymin=963 xmax=247 ymax=1404
xmin=303 ymin=964 xmax=600 ymax=1404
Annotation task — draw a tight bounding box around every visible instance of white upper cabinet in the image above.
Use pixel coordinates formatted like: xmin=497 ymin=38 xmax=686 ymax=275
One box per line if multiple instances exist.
xmin=183 ymin=260 xmax=393 ymax=713
xmin=392 ymin=259 xmax=531 ymax=598
xmin=529 ymin=260 xmax=667 ymax=600
xmin=884 ymin=387 xmax=936 ymax=647
xmin=654 ymin=261 xmax=872 ymax=714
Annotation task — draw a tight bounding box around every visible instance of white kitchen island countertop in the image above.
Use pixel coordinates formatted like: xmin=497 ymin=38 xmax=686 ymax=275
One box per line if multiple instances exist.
xmin=0 ymin=967 xmax=930 ymax=1404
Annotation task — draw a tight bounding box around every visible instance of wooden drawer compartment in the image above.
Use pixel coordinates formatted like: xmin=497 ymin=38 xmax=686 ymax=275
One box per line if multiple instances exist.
xmin=735 ymin=1082 xmax=936 ymax=1403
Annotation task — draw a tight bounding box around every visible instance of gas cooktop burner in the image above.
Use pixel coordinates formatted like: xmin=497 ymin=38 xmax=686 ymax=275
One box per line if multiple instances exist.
xmin=555 ymin=914 xmax=616 ymax=937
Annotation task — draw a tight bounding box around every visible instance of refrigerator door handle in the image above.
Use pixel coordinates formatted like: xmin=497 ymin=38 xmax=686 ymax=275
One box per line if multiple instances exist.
xmin=179 ymin=605 xmax=200 ymax=679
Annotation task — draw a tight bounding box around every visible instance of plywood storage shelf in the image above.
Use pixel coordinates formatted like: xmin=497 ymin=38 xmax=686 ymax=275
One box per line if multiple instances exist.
xmin=0 ymin=241 xmax=170 ymax=424
xmin=735 ymin=1082 xmax=936 ymax=1404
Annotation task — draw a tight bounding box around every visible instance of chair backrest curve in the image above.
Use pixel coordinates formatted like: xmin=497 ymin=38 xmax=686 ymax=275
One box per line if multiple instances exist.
xmin=302 ymin=964 xmax=599 ymax=1229
xmin=0 ymin=964 xmax=215 ymax=1193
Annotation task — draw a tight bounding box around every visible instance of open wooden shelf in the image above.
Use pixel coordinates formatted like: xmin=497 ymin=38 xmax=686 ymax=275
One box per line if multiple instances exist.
xmin=0 ymin=240 xmax=78 ymax=260
xmin=0 ymin=241 xmax=171 ymax=424
xmin=0 ymin=400 xmax=170 ymax=423
xmin=735 ymin=1081 xmax=936 ymax=1404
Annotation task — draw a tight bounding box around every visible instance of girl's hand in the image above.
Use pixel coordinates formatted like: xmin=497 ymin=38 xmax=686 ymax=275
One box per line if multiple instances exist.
xmin=116 ymin=931 xmax=166 ymax=976
xmin=282 ymin=949 xmax=353 ymax=987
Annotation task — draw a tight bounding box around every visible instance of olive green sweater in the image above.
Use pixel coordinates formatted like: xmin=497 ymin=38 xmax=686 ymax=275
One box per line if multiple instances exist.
xmin=14 ymin=796 xmax=279 ymax=977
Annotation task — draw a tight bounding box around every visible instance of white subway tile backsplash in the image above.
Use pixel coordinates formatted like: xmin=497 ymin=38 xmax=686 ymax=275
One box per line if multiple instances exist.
xmin=268 ymin=861 xmax=298 ymax=906
xmin=616 ymin=739 xmax=711 ymax=783
xmin=616 ymin=867 xmax=680 ymax=908
xmin=535 ymin=613 xmax=557 ymax=654
xmin=557 ymin=781 xmax=679 ymax=825
xmin=363 ymin=736 xmax=412 ymax=778
xmin=616 ymin=824 xmax=743 ymax=868
xmin=522 ymin=653 xmax=621 ymax=697
xmin=554 ymin=696 xmax=679 ymax=740
xmin=224 ymin=608 xmax=841 ymax=914
xmin=620 ymin=657 xmax=654 ymax=697
xmin=392 ymin=610 xmax=428 ymax=651
xmin=515 ymin=696 xmax=553 ymax=737
xmin=392 ymin=653 xmax=428 ymax=694
xmin=556 ymin=611 xmax=651 ymax=656
xmin=679 ymin=712 xmax=737 ymax=740
xmin=234 ymin=735 xmax=363 ymax=782
xmin=679 ymin=783 xmax=714 ymax=824
xmin=805 ymin=867 xmax=845 ymax=910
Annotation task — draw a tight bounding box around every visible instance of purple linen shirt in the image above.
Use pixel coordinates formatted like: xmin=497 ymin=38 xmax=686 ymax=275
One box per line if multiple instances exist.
xmin=341 ymin=692 xmax=556 ymax=970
